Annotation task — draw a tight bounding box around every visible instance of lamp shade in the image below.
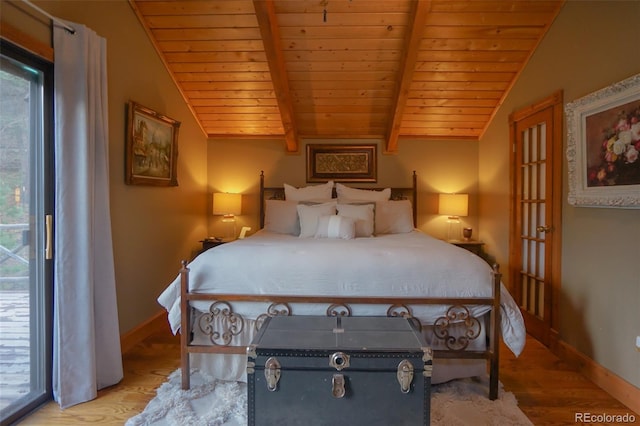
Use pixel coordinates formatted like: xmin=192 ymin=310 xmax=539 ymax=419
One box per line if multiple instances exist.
xmin=213 ymin=192 xmax=242 ymax=216
xmin=438 ymin=193 xmax=468 ymax=217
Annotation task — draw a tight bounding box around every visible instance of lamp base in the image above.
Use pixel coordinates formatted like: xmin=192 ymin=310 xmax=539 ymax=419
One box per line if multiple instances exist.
xmin=221 ymin=217 xmax=237 ymax=240
xmin=446 ymin=216 xmax=461 ymax=241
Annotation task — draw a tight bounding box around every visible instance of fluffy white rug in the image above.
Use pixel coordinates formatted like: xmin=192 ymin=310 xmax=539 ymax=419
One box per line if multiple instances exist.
xmin=126 ymin=369 xmax=532 ymax=426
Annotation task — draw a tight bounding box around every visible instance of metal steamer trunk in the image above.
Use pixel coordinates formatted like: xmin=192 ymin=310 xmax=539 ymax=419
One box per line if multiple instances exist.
xmin=247 ymin=316 xmax=432 ymax=425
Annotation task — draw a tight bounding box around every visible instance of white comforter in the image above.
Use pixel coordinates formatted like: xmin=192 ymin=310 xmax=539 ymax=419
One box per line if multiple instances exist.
xmin=158 ymin=230 xmax=526 ymax=356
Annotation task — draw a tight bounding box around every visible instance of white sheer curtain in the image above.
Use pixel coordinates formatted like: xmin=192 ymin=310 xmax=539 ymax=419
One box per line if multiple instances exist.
xmin=52 ymin=21 xmax=123 ymax=409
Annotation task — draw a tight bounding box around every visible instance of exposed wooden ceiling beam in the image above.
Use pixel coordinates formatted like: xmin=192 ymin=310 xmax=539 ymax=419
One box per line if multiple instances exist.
xmin=385 ymin=0 xmax=432 ymax=153
xmin=253 ymin=0 xmax=299 ymax=153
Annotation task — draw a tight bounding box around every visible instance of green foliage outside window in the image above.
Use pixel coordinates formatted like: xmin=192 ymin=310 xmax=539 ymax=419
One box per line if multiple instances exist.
xmin=0 ymin=68 xmax=31 ymax=290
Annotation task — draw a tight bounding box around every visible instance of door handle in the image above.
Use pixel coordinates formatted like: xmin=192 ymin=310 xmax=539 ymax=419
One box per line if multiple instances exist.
xmin=536 ymin=225 xmax=552 ymax=234
xmin=45 ymin=214 xmax=53 ymax=260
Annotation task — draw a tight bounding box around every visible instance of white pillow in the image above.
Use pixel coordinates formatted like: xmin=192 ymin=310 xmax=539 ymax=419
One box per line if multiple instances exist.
xmin=314 ymin=215 xmax=356 ymax=240
xmin=284 ymin=181 xmax=334 ymax=202
xmin=336 ymin=183 xmax=391 ymax=203
xmin=375 ymin=200 xmax=414 ymax=234
xmin=297 ymin=201 xmax=337 ymax=238
xmin=337 ymin=203 xmax=374 ymax=237
xmin=264 ymin=199 xmax=300 ymax=235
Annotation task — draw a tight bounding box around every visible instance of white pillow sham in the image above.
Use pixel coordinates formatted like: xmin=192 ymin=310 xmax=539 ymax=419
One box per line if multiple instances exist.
xmin=284 ymin=181 xmax=334 ymax=202
xmin=375 ymin=199 xmax=414 ymax=235
xmin=314 ymin=215 xmax=356 ymax=240
xmin=297 ymin=201 xmax=337 ymax=238
xmin=264 ymin=199 xmax=300 ymax=235
xmin=336 ymin=203 xmax=375 ymax=237
xmin=336 ymin=182 xmax=391 ymax=203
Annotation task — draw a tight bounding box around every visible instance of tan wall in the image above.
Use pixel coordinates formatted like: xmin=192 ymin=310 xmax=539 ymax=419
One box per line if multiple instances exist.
xmin=2 ymin=0 xmax=210 ymax=334
xmin=206 ymin=138 xmax=480 ymax=242
xmin=480 ymin=1 xmax=640 ymax=388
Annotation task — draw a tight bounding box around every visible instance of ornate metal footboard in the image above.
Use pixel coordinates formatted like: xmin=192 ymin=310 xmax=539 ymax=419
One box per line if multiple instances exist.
xmin=179 ymin=261 xmax=502 ymax=400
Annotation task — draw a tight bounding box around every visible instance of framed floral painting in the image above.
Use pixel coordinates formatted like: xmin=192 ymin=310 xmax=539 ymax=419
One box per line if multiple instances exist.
xmin=565 ymin=73 xmax=640 ymax=208
xmin=125 ymin=101 xmax=180 ymax=186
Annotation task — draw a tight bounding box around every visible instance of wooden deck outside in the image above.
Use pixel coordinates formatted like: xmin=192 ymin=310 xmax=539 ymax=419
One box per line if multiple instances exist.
xmin=0 ymin=290 xmax=30 ymax=411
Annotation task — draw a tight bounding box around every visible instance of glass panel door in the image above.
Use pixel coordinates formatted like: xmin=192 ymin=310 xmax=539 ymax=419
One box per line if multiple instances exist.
xmin=518 ymin=119 xmax=548 ymax=320
xmin=510 ymin=92 xmax=563 ymax=347
xmin=0 ymin=41 xmax=53 ymax=424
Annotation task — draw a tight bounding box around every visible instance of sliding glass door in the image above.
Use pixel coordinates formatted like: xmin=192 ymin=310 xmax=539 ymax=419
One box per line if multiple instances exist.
xmin=0 ymin=40 xmax=54 ymax=424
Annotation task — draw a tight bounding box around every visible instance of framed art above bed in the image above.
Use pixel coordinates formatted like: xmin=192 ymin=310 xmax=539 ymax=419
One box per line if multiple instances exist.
xmin=306 ymin=144 xmax=377 ymax=183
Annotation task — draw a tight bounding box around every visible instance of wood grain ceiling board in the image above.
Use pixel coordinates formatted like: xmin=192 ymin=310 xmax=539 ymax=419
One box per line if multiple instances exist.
xmin=130 ymin=0 xmax=564 ymax=152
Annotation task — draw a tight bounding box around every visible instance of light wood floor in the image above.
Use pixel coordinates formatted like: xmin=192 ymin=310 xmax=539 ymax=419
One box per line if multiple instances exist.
xmin=18 ymin=330 xmax=638 ymax=425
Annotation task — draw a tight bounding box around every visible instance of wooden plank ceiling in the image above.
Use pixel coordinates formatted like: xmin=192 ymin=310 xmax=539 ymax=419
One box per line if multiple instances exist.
xmin=129 ymin=0 xmax=564 ymax=152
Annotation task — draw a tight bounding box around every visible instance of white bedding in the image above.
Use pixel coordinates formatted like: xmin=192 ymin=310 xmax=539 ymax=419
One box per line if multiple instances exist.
xmin=158 ymin=229 xmax=526 ymax=358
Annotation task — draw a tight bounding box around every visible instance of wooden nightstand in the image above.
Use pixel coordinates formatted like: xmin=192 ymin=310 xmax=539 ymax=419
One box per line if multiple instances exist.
xmin=448 ymin=240 xmax=485 ymax=256
xmin=200 ymin=238 xmax=227 ymax=252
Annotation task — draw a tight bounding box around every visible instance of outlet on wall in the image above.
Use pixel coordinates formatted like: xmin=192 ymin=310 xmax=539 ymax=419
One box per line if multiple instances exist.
xmin=636 ymin=336 xmax=640 ymax=352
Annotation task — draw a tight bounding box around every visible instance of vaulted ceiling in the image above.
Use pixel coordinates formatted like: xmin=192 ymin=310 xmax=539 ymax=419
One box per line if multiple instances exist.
xmin=129 ymin=0 xmax=564 ymax=152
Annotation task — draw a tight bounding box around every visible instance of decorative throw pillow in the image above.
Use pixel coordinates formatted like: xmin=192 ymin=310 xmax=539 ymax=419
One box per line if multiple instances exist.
xmin=263 ymin=199 xmax=300 ymax=235
xmin=297 ymin=201 xmax=337 ymax=238
xmin=375 ymin=199 xmax=414 ymax=234
xmin=336 ymin=182 xmax=391 ymax=203
xmin=284 ymin=180 xmax=334 ymax=202
xmin=314 ymin=215 xmax=356 ymax=240
xmin=336 ymin=203 xmax=375 ymax=237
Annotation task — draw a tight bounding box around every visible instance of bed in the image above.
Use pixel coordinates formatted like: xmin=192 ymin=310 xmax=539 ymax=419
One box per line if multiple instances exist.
xmin=158 ymin=171 xmax=526 ymax=400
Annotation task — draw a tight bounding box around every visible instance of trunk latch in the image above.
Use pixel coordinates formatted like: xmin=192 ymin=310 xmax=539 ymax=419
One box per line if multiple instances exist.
xmin=397 ymin=359 xmax=414 ymax=394
xmin=332 ymin=374 xmax=346 ymax=398
xmin=329 ymin=351 xmax=350 ymax=371
xmin=264 ymin=357 xmax=281 ymax=392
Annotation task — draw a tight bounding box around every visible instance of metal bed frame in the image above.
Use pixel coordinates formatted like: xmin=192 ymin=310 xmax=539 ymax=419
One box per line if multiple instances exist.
xmin=178 ymin=171 xmax=502 ymax=399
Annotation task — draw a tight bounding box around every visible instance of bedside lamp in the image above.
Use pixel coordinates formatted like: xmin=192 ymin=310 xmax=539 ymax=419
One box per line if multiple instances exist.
xmin=213 ymin=192 xmax=242 ymax=240
xmin=438 ymin=193 xmax=468 ymax=241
